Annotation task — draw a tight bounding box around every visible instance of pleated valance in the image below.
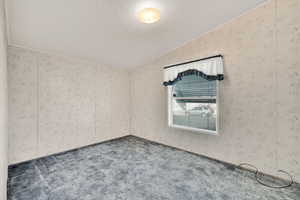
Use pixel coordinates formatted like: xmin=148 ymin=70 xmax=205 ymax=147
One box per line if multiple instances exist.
xmin=163 ymin=55 xmax=224 ymax=86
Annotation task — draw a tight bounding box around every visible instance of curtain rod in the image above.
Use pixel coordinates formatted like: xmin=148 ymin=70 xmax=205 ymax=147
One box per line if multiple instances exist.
xmin=163 ymin=55 xmax=223 ymax=69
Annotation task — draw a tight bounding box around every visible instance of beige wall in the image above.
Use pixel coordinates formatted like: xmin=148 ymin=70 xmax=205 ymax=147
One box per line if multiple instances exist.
xmin=0 ymin=0 xmax=7 ymax=199
xmin=8 ymin=46 xmax=130 ymax=164
xmin=130 ymin=0 xmax=300 ymax=182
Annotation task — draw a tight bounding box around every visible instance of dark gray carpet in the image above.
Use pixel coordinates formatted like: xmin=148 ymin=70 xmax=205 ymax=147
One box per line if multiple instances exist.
xmin=8 ymin=136 xmax=300 ymax=200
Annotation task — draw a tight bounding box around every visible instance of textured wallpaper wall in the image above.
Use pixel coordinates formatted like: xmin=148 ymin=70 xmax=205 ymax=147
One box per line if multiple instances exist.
xmin=130 ymin=0 xmax=300 ymax=182
xmin=0 ymin=0 xmax=7 ymax=197
xmin=8 ymin=46 xmax=130 ymax=164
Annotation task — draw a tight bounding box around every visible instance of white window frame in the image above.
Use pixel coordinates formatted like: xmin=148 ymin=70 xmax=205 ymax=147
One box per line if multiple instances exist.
xmin=167 ymin=81 xmax=219 ymax=135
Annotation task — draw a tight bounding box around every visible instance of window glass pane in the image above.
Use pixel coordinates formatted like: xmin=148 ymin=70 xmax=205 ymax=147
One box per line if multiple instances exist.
xmin=173 ymin=74 xmax=216 ymax=97
xmin=172 ymin=99 xmax=216 ymax=131
xmin=171 ymin=74 xmax=217 ymax=132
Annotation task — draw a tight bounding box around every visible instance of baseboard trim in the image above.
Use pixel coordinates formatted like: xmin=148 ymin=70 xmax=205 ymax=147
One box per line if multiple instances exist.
xmin=9 ymin=134 xmax=297 ymax=185
xmin=8 ymin=135 xmax=132 ymax=167
xmin=129 ymin=135 xmax=297 ymax=185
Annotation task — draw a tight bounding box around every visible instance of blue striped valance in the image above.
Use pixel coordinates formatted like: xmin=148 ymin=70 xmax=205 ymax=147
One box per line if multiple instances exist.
xmin=163 ymin=56 xmax=224 ymax=86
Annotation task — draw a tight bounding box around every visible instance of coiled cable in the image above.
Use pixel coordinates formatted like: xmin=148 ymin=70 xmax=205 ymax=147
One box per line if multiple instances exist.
xmin=238 ymin=163 xmax=294 ymax=189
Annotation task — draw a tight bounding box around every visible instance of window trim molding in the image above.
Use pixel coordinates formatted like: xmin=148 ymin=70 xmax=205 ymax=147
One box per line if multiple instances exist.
xmin=167 ymin=81 xmax=220 ymax=136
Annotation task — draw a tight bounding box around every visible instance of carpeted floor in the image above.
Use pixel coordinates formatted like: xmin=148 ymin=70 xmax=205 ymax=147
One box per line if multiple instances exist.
xmin=7 ymin=136 xmax=300 ymax=200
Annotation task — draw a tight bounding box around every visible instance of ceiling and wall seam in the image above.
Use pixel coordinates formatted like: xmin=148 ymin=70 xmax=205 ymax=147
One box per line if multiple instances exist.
xmin=7 ymin=0 xmax=269 ymax=73
xmin=5 ymin=0 xmax=269 ymax=69
xmin=130 ymin=0 xmax=272 ymax=71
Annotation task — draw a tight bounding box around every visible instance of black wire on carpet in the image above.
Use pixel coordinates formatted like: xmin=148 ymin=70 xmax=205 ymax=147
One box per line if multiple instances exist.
xmin=238 ymin=163 xmax=294 ymax=189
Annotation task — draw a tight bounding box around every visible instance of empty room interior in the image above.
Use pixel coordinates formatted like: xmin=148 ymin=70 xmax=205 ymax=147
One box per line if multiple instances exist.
xmin=0 ymin=0 xmax=300 ymax=199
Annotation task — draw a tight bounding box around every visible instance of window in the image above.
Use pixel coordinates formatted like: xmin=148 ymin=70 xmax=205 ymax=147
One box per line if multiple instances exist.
xmin=168 ymin=74 xmax=218 ymax=134
xmin=163 ymin=55 xmax=224 ymax=135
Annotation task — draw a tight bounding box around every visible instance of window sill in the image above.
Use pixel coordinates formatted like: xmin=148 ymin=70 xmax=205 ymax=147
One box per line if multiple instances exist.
xmin=169 ymin=124 xmax=218 ymax=136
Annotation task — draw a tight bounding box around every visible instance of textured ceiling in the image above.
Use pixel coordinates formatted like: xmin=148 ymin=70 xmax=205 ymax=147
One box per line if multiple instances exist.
xmin=6 ymin=0 xmax=267 ymax=69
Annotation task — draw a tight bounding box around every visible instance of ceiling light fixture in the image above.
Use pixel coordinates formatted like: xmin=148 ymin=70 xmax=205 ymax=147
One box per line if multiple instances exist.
xmin=137 ymin=8 xmax=160 ymax=24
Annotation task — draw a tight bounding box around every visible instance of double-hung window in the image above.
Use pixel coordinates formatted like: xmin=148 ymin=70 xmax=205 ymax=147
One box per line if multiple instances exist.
xmin=163 ymin=56 xmax=224 ymax=135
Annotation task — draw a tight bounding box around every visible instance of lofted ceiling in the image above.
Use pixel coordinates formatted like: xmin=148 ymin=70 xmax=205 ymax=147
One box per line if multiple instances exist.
xmin=6 ymin=0 xmax=267 ymax=69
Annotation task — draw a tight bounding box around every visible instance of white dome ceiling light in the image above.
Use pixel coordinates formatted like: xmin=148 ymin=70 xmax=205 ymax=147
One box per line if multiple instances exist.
xmin=137 ymin=8 xmax=161 ymax=24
